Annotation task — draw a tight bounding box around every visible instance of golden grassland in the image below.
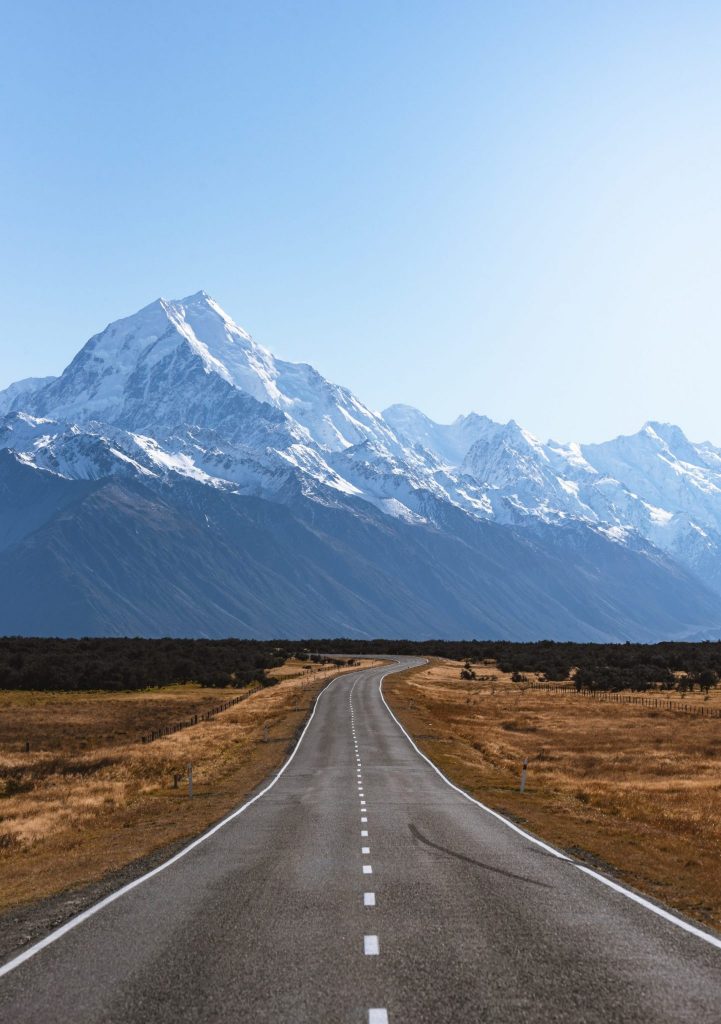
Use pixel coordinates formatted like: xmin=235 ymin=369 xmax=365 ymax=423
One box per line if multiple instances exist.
xmin=0 ymin=658 xmax=378 ymax=912
xmin=384 ymin=659 xmax=721 ymax=931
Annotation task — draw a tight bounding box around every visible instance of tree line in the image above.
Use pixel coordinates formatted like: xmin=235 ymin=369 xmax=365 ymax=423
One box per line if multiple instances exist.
xmin=287 ymin=638 xmax=721 ymax=693
xmin=0 ymin=637 xmax=295 ymax=691
xmin=0 ymin=636 xmax=719 ymax=693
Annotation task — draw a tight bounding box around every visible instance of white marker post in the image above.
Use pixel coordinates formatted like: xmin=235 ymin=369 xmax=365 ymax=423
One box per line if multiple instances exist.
xmin=188 ymin=762 xmax=193 ymax=799
xmin=520 ymin=757 xmax=528 ymax=794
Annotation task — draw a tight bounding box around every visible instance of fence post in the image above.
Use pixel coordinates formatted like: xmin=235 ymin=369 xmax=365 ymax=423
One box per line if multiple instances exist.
xmin=188 ymin=762 xmax=193 ymax=799
xmin=520 ymin=757 xmax=528 ymax=794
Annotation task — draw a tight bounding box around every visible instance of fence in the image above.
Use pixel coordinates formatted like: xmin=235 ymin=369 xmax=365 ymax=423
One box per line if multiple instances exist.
xmin=527 ymin=681 xmax=721 ymax=719
xmin=140 ymin=694 xmax=247 ymax=744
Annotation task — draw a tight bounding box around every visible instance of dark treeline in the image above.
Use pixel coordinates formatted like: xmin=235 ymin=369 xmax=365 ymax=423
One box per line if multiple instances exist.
xmin=290 ymin=638 xmax=721 ymax=693
xmin=1 ymin=636 xmax=720 ymax=692
xmin=0 ymin=638 xmax=299 ymax=691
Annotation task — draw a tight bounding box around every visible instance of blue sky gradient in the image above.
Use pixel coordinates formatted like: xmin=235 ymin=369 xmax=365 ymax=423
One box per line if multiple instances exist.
xmin=2 ymin=1 xmax=720 ymax=442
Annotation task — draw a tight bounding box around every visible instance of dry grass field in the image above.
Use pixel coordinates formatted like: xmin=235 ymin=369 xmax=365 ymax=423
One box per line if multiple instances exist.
xmin=384 ymin=658 xmax=721 ymax=932
xmin=0 ymin=659 xmax=376 ymax=912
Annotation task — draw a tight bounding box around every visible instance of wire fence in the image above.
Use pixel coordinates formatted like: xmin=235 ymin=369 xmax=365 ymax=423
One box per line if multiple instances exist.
xmin=527 ymin=682 xmax=721 ymax=718
xmin=140 ymin=694 xmax=247 ymax=744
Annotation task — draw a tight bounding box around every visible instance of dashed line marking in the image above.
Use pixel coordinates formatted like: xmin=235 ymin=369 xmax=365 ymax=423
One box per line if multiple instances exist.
xmin=364 ymin=935 xmax=379 ymax=955
xmin=362 ymin=846 xmax=370 ymax=854
xmin=361 ymin=816 xmax=368 ymax=822
xmin=363 ymin=864 xmax=373 ymax=874
xmin=368 ymin=1010 xmax=388 ymax=1024
xmin=361 ymin=829 xmax=368 ymax=837
xmin=364 ymin=892 xmax=376 ymax=906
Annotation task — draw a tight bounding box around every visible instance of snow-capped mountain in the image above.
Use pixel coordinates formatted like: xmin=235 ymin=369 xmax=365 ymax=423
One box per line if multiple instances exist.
xmin=1 ymin=292 xmax=496 ymax=522
xmin=1 ymin=291 xmax=720 ymax=640
xmin=0 ymin=376 xmax=57 ymax=417
xmin=386 ymin=405 xmax=721 ymax=593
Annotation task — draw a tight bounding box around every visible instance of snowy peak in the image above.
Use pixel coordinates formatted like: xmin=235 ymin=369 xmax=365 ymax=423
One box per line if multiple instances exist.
xmin=6 ymin=293 xmax=721 ymax=604
xmin=383 ymin=404 xmax=498 ymax=466
xmin=0 ymin=376 xmax=58 ymax=417
xmin=25 ymin=291 xmax=276 ymax=423
xmin=17 ymin=292 xmax=402 ymax=456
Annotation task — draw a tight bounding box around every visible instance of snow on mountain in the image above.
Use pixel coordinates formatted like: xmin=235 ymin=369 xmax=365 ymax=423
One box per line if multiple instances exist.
xmin=384 ymin=404 xmax=499 ymax=467
xmin=24 ymin=292 xmax=399 ymax=455
xmin=390 ymin=404 xmax=721 ymax=592
xmin=5 ymin=294 xmax=485 ymax=525
xmin=5 ymin=292 xmax=721 ymax=618
xmin=0 ymin=376 xmax=57 ymax=417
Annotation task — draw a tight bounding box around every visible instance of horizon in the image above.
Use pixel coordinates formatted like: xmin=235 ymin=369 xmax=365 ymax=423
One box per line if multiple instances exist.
xmin=4 ymin=3 xmax=721 ymax=444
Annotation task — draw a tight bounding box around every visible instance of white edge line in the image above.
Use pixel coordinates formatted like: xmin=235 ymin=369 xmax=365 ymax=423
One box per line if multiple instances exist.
xmin=379 ymin=661 xmax=721 ymax=952
xmin=0 ymin=669 xmax=349 ymax=979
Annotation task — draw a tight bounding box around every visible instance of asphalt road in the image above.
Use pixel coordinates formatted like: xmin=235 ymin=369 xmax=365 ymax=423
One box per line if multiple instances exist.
xmin=2 ymin=658 xmax=721 ymax=1023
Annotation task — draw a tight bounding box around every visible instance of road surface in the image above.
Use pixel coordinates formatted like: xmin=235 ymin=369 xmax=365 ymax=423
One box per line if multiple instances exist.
xmin=2 ymin=658 xmax=721 ymax=1023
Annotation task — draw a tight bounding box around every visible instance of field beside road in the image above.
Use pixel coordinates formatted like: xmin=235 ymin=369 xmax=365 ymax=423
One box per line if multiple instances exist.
xmin=384 ymin=658 xmax=721 ymax=932
xmin=0 ymin=658 xmax=376 ymax=913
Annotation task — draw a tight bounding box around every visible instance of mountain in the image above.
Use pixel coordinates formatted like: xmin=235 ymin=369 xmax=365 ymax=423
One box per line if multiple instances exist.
xmin=1 ymin=291 xmax=720 ymax=640
xmin=387 ymin=406 xmax=721 ymax=595
xmin=0 ymin=376 xmax=57 ymax=417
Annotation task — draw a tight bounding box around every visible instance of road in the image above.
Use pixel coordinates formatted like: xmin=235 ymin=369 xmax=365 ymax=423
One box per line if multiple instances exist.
xmin=2 ymin=658 xmax=721 ymax=1023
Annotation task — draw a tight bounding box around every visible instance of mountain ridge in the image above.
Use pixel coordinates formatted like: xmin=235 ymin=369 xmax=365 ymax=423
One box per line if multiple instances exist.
xmin=2 ymin=291 xmax=720 ymax=640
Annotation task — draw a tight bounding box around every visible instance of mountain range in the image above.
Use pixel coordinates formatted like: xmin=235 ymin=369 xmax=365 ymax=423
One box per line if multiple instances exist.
xmin=1 ymin=291 xmax=719 ymax=640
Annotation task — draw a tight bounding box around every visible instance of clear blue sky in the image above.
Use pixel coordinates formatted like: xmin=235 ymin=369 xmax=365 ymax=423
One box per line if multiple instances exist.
xmin=2 ymin=1 xmax=720 ymax=443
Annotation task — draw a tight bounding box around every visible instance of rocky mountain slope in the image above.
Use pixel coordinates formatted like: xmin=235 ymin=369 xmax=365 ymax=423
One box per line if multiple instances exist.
xmin=1 ymin=292 xmax=719 ymax=640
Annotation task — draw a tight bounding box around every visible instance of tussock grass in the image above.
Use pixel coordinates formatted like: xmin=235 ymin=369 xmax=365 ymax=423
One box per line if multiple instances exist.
xmin=385 ymin=659 xmax=721 ymax=931
xmin=0 ymin=660 xmax=377 ymax=911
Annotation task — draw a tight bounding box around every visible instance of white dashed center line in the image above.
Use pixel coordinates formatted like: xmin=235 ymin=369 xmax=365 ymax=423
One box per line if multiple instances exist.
xmin=364 ymin=935 xmax=379 ymax=955
xmin=352 ymin=683 xmax=386 ymax=1016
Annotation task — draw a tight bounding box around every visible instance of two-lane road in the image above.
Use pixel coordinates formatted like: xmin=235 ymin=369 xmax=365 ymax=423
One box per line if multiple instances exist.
xmin=2 ymin=658 xmax=721 ymax=1022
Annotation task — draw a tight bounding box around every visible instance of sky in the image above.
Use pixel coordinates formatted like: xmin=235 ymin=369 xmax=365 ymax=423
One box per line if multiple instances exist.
xmin=2 ymin=1 xmax=720 ymax=444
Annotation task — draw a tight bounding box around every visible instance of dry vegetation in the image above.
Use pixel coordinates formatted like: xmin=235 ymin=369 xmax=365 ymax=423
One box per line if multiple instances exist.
xmin=385 ymin=658 xmax=721 ymax=932
xmin=0 ymin=658 xmax=376 ymax=912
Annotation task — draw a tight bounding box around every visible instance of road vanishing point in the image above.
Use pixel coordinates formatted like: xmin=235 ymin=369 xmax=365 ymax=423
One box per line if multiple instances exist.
xmin=2 ymin=658 xmax=721 ymax=1023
